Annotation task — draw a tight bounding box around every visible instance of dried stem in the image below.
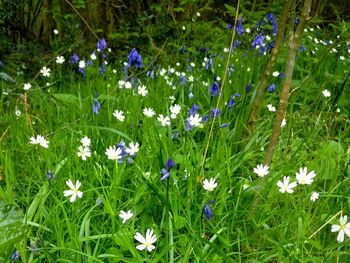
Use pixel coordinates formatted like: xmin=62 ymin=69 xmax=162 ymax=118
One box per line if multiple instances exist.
xmin=246 ymin=0 xmax=291 ymax=135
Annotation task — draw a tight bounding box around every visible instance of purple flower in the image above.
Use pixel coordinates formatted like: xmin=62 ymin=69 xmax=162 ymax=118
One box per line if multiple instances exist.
xmin=268 ymin=83 xmax=276 ymax=93
xmin=227 ymin=93 xmax=240 ymax=108
xmin=0 ymin=60 xmax=4 ymax=67
xmin=11 ymin=251 xmax=20 ymax=261
xmin=299 ymin=45 xmax=306 ymax=52
xmin=93 ymin=92 xmax=101 ymax=114
xmin=46 ymin=170 xmax=55 ymax=182
xmin=220 ymin=123 xmax=228 ymax=128
xmin=189 ymin=103 xmax=199 ymax=116
xmin=245 ymin=83 xmax=252 ymax=93
xmin=146 ymin=70 xmax=155 ymax=79
xmin=266 ymin=13 xmax=278 ymax=35
xmin=70 ymin=53 xmax=79 ymax=64
xmin=115 ymin=141 xmax=127 ymax=163
xmin=97 ymin=38 xmax=107 ymax=51
xmin=166 ymin=158 xmax=175 ymax=170
xmin=251 ymin=34 xmax=265 ymax=49
xmin=180 ymin=75 xmax=186 ymax=86
xmin=202 ymin=114 xmax=209 ymax=122
xmin=226 ymin=24 xmax=233 ymax=30
xmin=235 ymin=17 xmax=245 ymax=35
xmin=204 ymin=204 xmax=213 ymax=220
xmin=205 ymin=58 xmax=214 ymax=70
xmin=160 ymin=168 xmax=170 ymax=181
xmin=128 ymin=48 xmax=142 ymax=68
xmin=211 ymin=108 xmax=221 ymax=119
xmin=99 ymin=63 xmax=107 ymax=75
xmin=209 ymin=81 xmax=220 ymax=96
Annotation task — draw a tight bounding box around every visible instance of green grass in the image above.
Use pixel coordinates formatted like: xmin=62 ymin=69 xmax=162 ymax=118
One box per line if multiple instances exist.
xmin=0 ymin=23 xmax=350 ymax=262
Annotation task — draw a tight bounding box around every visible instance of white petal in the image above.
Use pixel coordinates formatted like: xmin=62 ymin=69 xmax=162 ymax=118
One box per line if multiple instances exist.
xmin=146 ymin=244 xmax=155 ymax=252
xmin=331 ymin=224 xmax=341 ymax=232
xmin=66 ymin=179 xmax=75 ymax=190
xmin=340 ymin=215 xmax=348 ymax=225
xmin=337 ymin=230 xmax=345 ymax=242
xmin=136 ymin=244 xmax=146 ymax=251
xmin=76 ymin=191 xmax=83 ymax=198
xmin=76 ymin=180 xmax=81 ymax=189
xmin=63 ymin=190 xmax=74 ymax=197
xmin=134 ymin=233 xmax=146 ymax=244
xmin=69 ymin=193 xmax=77 ymax=202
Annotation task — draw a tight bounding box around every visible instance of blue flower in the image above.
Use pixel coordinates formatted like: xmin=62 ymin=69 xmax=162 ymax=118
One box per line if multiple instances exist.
xmin=128 ymin=48 xmax=142 ymax=68
xmin=235 ymin=17 xmax=245 ymax=35
xmin=211 ymin=108 xmax=221 ymax=119
xmin=220 ymin=123 xmax=228 ymax=128
xmin=202 ymin=114 xmax=209 ymax=122
xmin=70 ymin=53 xmax=79 ymax=64
xmin=160 ymin=168 xmax=170 ymax=181
xmin=251 ymin=34 xmax=265 ymax=49
xmin=189 ymin=103 xmax=199 ymax=116
xmin=93 ymin=92 xmax=101 ymax=114
xmin=166 ymin=158 xmax=175 ymax=170
xmin=99 ymin=63 xmax=106 ymax=75
xmin=146 ymin=70 xmax=155 ymax=79
xmin=204 ymin=204 xmax=213 ymax=220
xmin=11 ymin=251 xmax=20 ymax=261
xmin=299 ymin=45 xmax=306 ymax=52
xmin=205 ymin=58 xmax=214 ymax=70
xmin=245 ymin=83 xmax=252 ymax=93
xmin=266 ymin=13 xmax=278 ymax=35
xmin=97 ymin=38 xmax=107 ymax=51
xmin=209 ymin=80 xmax=220 ymax=96
xmin=268 ymin=84 xmax=276 ymax=93
xmin=180 ymin=75 xmax=186 ymax=86
xmin=0 ymin=60 xmax=4 ymax=67
xmin=227 ymin=93 xmax=240 ymax=108
xmin=46 ymin=170 xmax=55 ymax=182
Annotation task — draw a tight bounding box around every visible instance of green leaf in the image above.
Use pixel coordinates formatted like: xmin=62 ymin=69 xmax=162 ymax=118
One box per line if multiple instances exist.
xmin=0 ymin=201 xmax=27 ymax=251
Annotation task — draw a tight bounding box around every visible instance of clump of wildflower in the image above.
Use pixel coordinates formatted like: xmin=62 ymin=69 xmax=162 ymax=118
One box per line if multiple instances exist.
xmin=29 ymin=135 xmax=49 ymax=148
xmin=134 ymin=229 xmax=157 ymax=252
xmin=322 ymin=89 xmax=331 ymax=97
xmin=310 ymin=192 xmax=319 ymax=202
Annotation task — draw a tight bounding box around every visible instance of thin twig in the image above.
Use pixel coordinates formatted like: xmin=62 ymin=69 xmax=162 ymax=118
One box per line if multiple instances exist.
xmin=308 ymin=210 xmax=342 ymax=239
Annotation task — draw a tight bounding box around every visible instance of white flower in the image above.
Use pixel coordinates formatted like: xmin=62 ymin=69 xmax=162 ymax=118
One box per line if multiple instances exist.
xmin=188 ymin=75 xmax=194 ymax=82
xmin=322 ymin=89 xmax=331 ymax=98
xmin=40 ymin=67 xmax=51 ymax=77
xmin=24 ymin=83 xmax=32 ymax=91
xmin=246 ymin=28 xmax=251 ymax=33
xmin=134 ymin=229 xmax=157 ymax=252
xmin=331 ymin=215 xmax=350 ymax=243
xmin=126 ymin=142 xmax=139 ymax=156
xmin=79 ymin=60 xmax=86 ymax=69
xmin=203 ymin=178 xmax=218 ymax=191
xmin=223 ymin=47 xmax=229 ymax=53
xmin=272 ymin=71 xmax=279 ymax=77
xmin=77 ymin=146 xmax=91 ymax=161
xmin=113 ymin=110 xmax=125 ymax=122
xmin=63 ymin=179 xmax=83 ymax=203
xmin=170 ymin=104 xmax=181 ymax=119
xmin=296 ymin=167 xmax=316 ymax=185
xmin=118 ymin=80 xmax=125 ymax=88
xmin=157 ymin=114 xmax=170 ymax=126
xmin=80 ymin=136 xmax=91 ymax=147
xmin=340 ymin=56 xmax=345 ymax=61
xmin=137 ymin=85 xmax=148 ymax=96
xmin=53 ymin=29 xmax=59 ymax=35
xmin=253 ymin=164 xmax=269 ymax=177
xmin=188 ymin=114 xmax=202 ymax=127
xmin=56 ymin=56 xmax=65 ymax=64
xmin=105 ymin=146 xmax=122 ymax=160
xmin=90 ymin=52 xmax=97 ymax=60
xmin=196 ymin=12 xmax=201 ymax=17
xmin=119 ymin=210 xmax=133 ymax=224
xmin=310 ymin=192 xmax=319 ymax=202
xmin=267 ymin=104 xmax=276 ymax=112
xmin=143 ymin=107 xmax=156 ymax=118
xmin=29 ymin=135 xmax=49 ymax=148
xmin=15 ymin=109 xmax=22 ymax=117
xmin=124 ymin=81 xmax=132 ymax=89
xmin=277 ymin=176 xmax=297 ymax=194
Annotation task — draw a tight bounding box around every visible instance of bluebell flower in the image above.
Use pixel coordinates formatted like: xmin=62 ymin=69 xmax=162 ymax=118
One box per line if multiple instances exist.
xmin=116 ymin=141 xmax=127 ymax=163
xmin=11 ymin=251 xmax=20 ymax=261
xmin=245 ymin=83 xmax=252 ymax=93
xmin=260 ymin=45 xmax=268 ymax=55
xmin=128 ymin=48 xmax=142 ymax=68
xmin=86 ymin=59 xmax=93 ymax=66
xmin=268 ymin=83 xmax=276 ymax=93
xmin=211 ymin=108 xmax=221 ymax=119
xmin=266 ymin=13 xmax=278 ymax=35
xmin=202 ymin=114 xmax=209 ymax=122
xmin=251 ymin=34 xmax=265 ymax=49
xmin=209 ymin=80 xmax=220 ymax=96
xmin=205 ymin=58 xmax=214 ymax=70
xmin=299 ymin=45 xmax=306 ymax=52
xmin=180 ymin=75 xmax=186 ymax=86
xmin=227 ymin=93 xmax=240 ymax=108
xmin=279 ymin=73 xmax=284 ymax=78
xmin=160 ymin=168 xmax=170 ymax=181
xmin=166 ymin=158 xmax=175 ymax=170
xmin=220 ymin=123 xmax=228 ymax=128
xmin=189 ymin=103 xmax=200 ymax=116
xmin=99 ymin=63 xmax=106 ymax=75
xmin=78 ymin=67 xmax=86 ymax=78
xmin=0 ymin=60 xmax=4 ymax=67
xmin=226 ymin=24 xmax=233 ymax=30
xmin=70 ymin=53 xmax=79 ymax=64
xmin=146 ymin=70 xmax=155 ymax=79
xmin=97 ymin=38 xmax=107 ymax=51
xmin=233 ymin=40 xmax=240 ymax=49
xmin=235 ymin=17 xmax=245 ymax=35
xmin=96 ymin=197 xmax=103 ymax=206
xmin=294 ymin=17 xmax=299 ymax=25
xmin=93 ymin=92 xmax=101 ymax=114
xmin=204 ymin=204 xmax=213 ymax=220
xmin=46 ymin=170 xmax=55 ymax=182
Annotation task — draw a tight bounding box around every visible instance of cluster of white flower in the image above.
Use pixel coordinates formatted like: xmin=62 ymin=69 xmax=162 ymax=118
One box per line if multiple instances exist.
xmin=77 ymin=136 xmax=92 ymax=161
xmin=29 ymin=135 xmax=49 ymax=148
